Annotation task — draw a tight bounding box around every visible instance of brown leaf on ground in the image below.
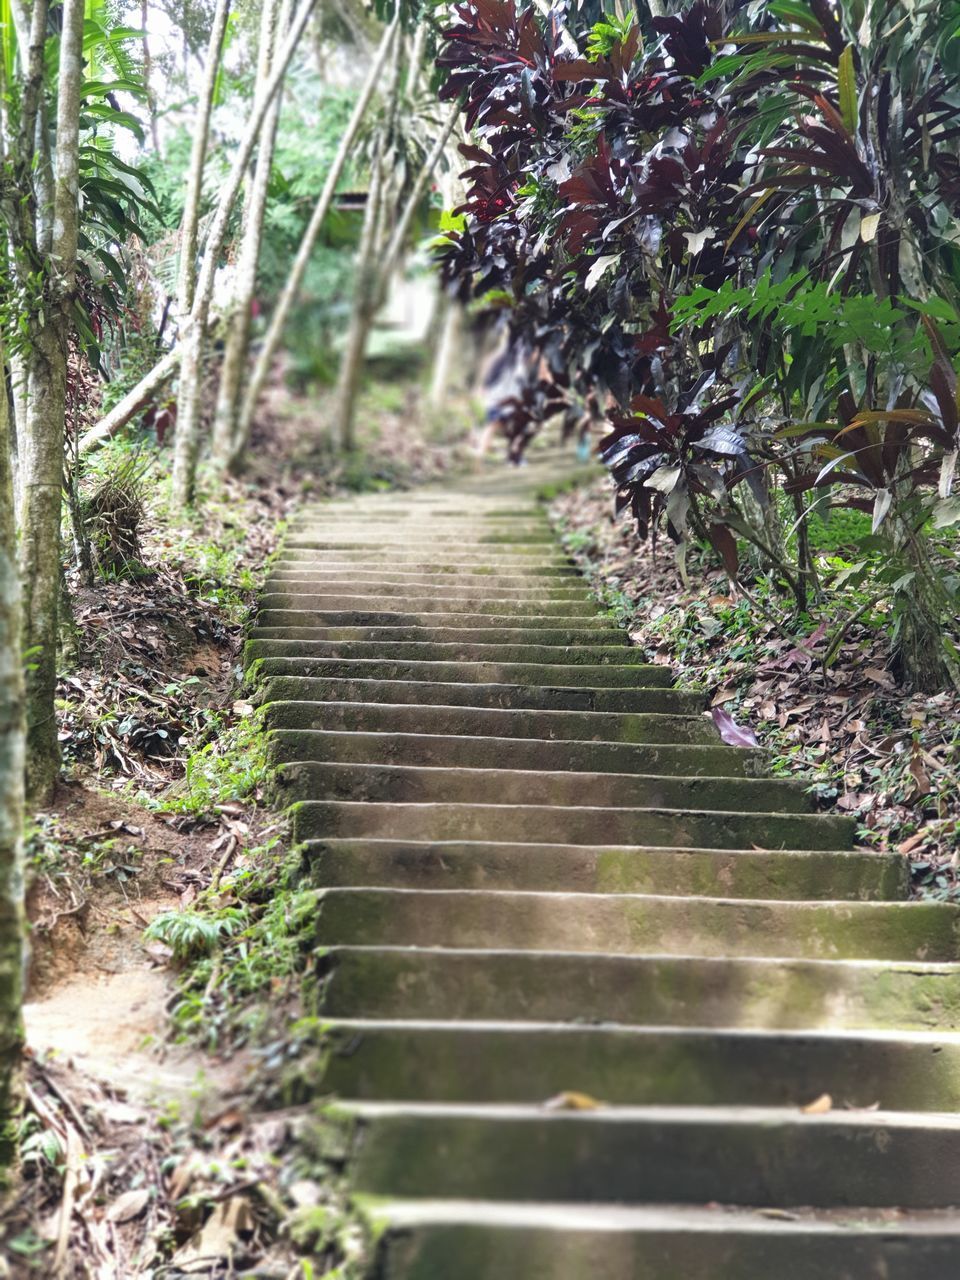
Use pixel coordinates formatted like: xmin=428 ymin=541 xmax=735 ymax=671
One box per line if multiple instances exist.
xmin=172 ymin=1196 xmax=255 ymax=1271
xmin=104 ymin=1188 xmax=151 ymax=1224
xmin=543 ymin=1091 xmax=605 ymax=1111
xmin=801 ymin=1093 xmax=833 ymax=1114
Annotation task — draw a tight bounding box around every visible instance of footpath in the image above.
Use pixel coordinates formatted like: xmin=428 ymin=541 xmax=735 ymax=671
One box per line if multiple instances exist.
xmin=247 ymin=451 xmax=960 ymax=1278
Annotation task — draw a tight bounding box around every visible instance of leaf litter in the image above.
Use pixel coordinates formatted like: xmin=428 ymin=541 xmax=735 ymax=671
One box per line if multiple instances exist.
xmin=553 ymin=480 xmax=960 ymax=894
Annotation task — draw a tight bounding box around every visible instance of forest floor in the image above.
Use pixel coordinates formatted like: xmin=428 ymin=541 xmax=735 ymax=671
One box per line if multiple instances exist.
xmin=551 ymin=480 xmax=960 ymax=895
xmin=3 ymin=372 xmax=478 ymax=1279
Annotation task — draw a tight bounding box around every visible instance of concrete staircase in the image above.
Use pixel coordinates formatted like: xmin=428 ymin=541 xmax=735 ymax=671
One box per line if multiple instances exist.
xmin=249 ymin=456 xmax=960 ymax=1278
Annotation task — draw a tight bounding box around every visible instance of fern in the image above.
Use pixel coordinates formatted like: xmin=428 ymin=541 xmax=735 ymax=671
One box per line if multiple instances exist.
xmin=144 ymin=908 xmax=248 ymax=962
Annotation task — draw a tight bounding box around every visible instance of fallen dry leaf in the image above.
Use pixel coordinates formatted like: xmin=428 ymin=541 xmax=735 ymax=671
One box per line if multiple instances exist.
xmin=172 ymin=1196 xmax=254 ymax=1271
xmin=801 ymin=1093 xmax=833 ymax=1115
xmin=543 ymin=1091 xmax=604 ymax=1111
xmin=711 ymin=706 xmax=759 ymax=748
xmin=105 ymin=1188 xmax=151 ymax=1224
xmin=864 ymin=666 xmax=895 ymax=689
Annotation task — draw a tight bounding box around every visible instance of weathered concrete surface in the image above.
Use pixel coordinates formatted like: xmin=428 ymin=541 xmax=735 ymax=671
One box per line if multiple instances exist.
xmin=250 ymin=453 xmax=960 ymax=1277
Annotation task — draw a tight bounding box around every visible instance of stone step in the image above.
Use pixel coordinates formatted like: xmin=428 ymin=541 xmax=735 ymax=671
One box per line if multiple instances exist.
xmin=283 ymin=541 xmax=567 ymax=558
xmin=256 ymin=612 xmax=613 ymax=632
xmin=268 ymin=730 xmax=764 ymax=779
xmin=259 ymin=677 xmax=702 ymax=715
xmin=248 ymin=634 xmax=670 ymax=665
xmin=364 ymin=1199 xmax=960 ymax=1280
xmin=304 ymin=839 xmax=906 ymax=900
xmin=289 ymin=530 xmax=557 ymax=544
xmin=264 ymin=580 xmax=595 ymax=600
xmin=264 ymin=700 xmax=716 ymax=744
xmin=256 ymin=614 xmax=616 ymax=634
xmin=278 ymin=761 xmax=810 ymax=813
xmin=340 ymin=1101 xmax=960 ymax=1209
xmin=317 ymin=946 xmax=960 ymax=1032
xmin=251 ymin=625 xmax=628 ymax=647
xmin=295 ymin=801 xmax=851 ymax=850
xmin=286 ymin=527 xmax=557 ymax=539
xmin=253 ymin=658 xmax=679 ymax=689
xmin=258 ymin=592 xmax=598 ymax=614
xmin=273 ymin=550 xmax=578 ymax=565
xmin=268 ymin=560 xmax=586 ymax=581
xmin=316 ymin=1020 xmax=960 ymax=1110
xmin=249 ymin=640 xmax=657 ymax=666
xmin=313 ymin=887 xmax=951 ymax=961
xmin=267 ymin=564 xmax=583 ymax=581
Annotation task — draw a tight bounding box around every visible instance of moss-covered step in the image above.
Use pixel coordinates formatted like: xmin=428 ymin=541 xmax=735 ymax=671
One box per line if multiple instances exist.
xmin=252 ymin=658 xmax=678 ymax=690
xmin=271 ymin=557 xmax=578 ymax=574
xmin=317 ymin=946 xmax=960 ymax=1031
xmin=264 ymin=700 xmax=714 ymax=744
xmin=257 ymin=583 xmax=601 ymax=601
xmin=282 ymin=541 xmax=568 ymax=558
xmin=267 ymin=564 xmax=584 ymax=582
xmin=313 ymin=887 xmax=956 ymax=961
xmin=249 ymin=639 xmax=657 ymax=666
xmin=251 ymin=626 xmax=628 ymax=647
xmin=303 ymin=839 xmax=906 ymax=900
xmin=277 ymin=761 xmax=810 ymax=813
xmin=268 ymin=730 xmax=764 ymax=779
xmin=316 ymin=1021 xmax=960 ymax=1110
xmin=266 ymin=569 xmax=592 ymax=591
xmin=268 ymin=559 xmax=585 ymax=580
xmin=364 ymin=1200 xmax=960 ymax=1280
xmin=288 ymin=531 xmax=558 ymax=545
xmin=259 ymin=677 xmax=703 ymax=715
xmin=294 ymin=801 xmax=852 ymax=850
xmin=255 ymin=611 xmax=615 ymax=632
xmin=258 ymin=592 xmax=598 ymax=615
xmin=341 ymin=1101 xmax=960 ymax=1209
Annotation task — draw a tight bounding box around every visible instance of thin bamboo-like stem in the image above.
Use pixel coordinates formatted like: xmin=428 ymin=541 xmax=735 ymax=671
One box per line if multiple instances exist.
xmin=230 ymin=14 xmax=400 ymax=468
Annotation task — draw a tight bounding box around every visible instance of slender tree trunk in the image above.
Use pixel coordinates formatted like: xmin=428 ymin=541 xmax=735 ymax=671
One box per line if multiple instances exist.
xmin=172 ymin=0 xmax=318 ymax=505
xmin=334 ymin=23 xmax=410 ymax=453
xmin=176 ymin=0 xmax=230 ymax=319
xmin=141 ymin=0 xmax=161 ymax=153
xmin=0 ymin=336 xmax=25 ymax=1192
xmin=78 ymin=347 xmax=181 ymax=453
xmin=334 ymin=146 xmax=385 ymax=452
xmin=211 ymin=0 xmax=286 ymax=462
xmin=19 ymin=0 xmax=84 ymax=802
xmin=34 ymin=105 xmax=54 ymax=257
xmin=428 ymin=294 xmax=460 ymax=407
xmin=333 ymin=98 xmax=458 ymax=449
xmin=167 ymin=0 xmax=229 ymax=508
xmin=230 ymin=14 xmax=399 ymax=469
xmin=376 ymin=99 xmax=460 ymax=300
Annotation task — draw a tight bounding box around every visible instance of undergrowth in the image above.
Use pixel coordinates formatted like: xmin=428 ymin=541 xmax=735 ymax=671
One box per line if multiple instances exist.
xmin=552 ymin=482 xmax=960 ymax=890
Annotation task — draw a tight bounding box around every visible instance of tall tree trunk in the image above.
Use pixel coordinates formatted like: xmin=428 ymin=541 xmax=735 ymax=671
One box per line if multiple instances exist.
xmin=428 ymin=294 xmax=460 ymax=407
xmin=0 ymin=336 xmax=25 ymax=1191
xmin=230 ymin=13 xmax=399 ymax=471
xmin=168 ymin=0 xmax=230 ymax=509
xmin=141 ymin=0 xmax=161 ymax=153
xmin=176 ymin=0 xmax=230 ymax=319
xmin=211 ymin=0 xmax=286 ymax=463
xmin=172 ymin=0 xmax=318 ymax=506
xmin=19 ymin=0 xmax=84 ymax=802
xmin=333 ymin=145 xmax=385 ymax=453
xmin=333 ymin=98 xmax=458 ymax=450
xmin=78 ymin=347 xmax=181 ymax=453
xmin=376 ymin=99 xmax=460 ymax=300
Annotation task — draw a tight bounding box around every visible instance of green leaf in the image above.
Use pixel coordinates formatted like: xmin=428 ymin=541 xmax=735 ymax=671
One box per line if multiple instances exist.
xmin=439 ymin=208 xmax=466 ymax=233
xmin=838 ymin=45 xmax=858 ymax=133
